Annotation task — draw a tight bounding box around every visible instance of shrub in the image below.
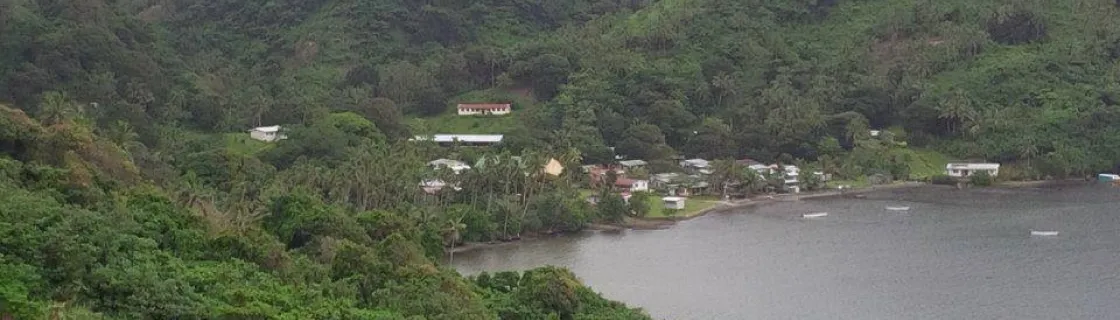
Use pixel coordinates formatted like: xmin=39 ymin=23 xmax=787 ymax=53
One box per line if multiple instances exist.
xmin=969 ymin=171 xmax=994 ymax=186
xmin=930 ymin=174 xmax=956 ymax=185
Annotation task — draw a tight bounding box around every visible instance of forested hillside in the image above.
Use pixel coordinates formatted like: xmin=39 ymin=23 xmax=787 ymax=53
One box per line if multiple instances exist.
xmin=3 ymin=0 xmax=1120 ymax=318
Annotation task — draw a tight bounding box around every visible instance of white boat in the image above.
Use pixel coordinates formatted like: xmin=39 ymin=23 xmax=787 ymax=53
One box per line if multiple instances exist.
xmin=802 ymin=212 xmax=829 ymax=218
xmin=886 ymin=206 xmax=910 ymax=211
xmin=1030 ymin=230 xmax=1059 ymax=236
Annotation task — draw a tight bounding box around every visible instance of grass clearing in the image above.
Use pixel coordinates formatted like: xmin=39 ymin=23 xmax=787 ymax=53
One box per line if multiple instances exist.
xmin=580 ymin=189 xmax=719 ymax=219
xmin=222 ymin=133 xmax=273 ymax=156
xmin=409 ymin=88 xmax=534 ymax=134
xmin=904 ymin=148 xmax=950 ymax=180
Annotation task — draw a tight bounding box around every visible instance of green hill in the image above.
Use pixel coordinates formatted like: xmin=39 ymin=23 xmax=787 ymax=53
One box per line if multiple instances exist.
xmin=3 ymin=0 xmax=1120 ymax=317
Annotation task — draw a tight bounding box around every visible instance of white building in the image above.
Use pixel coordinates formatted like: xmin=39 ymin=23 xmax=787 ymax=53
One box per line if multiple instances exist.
xmin=782 ymin=165 xmax=801 ymax=193
xmin=248 ymin=125 xmax=286 ymax=142
xmin=457 ymin=103 xmax=512 ymax=116
xmin=945 ymin=162 xmax=1000 ymax=177
xmin=411 ymin=134 xmax=504 ymax=146
xmin=619 ymin=160 xmax=648 ymax=169
xmin=615 ymin=178 xmax=650 ymax=192
xmin=680 ymin=158 xmax=710 ymax=169
xmin=748 ymin=164 xmax=773 ymax=176
xmin=428 ymin=159 xmax=471 ymax=174
xmin=662 ymin=197 xmax=686 ymax=210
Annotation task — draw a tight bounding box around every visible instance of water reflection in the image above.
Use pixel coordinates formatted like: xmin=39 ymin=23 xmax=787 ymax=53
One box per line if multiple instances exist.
xmin=452 ymin=184 xmax=1120 ymax=319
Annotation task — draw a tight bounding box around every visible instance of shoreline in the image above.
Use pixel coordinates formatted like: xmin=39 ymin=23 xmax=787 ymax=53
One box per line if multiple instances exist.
xmin=447 ymin=179 xmax=1093 ymax=254
xmin=448 ymin=181 xmax=926 ymax=254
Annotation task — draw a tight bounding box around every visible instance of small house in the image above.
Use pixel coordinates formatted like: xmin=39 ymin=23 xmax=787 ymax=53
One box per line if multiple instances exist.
xmin=618 ymin=160 xmax=648 ymax=169
xmin=651 ymin=173 xmax=681 ymax=189
xmin=248 ymin=125 xmax=286 ymax=142
xmin=748 ymin=164 xmax=773 ymax=176
xmin=428 ymin=159 xmax=471 ymax=174
xmin=542 ymin=158 xmax=564 ymax=176
xmin=680 ymin=158 xmax=710 ymax=169
xmin=945 ymin=162 xmax=1000 ymax=178
xmin=782 ymin=165 xmax=801 ymax=193
xmin=736 ymin=158 xmax=764 ymax=166
xmin=615 ymin=178 xmax=650 ymax=192
xmin=662 ymin=197 xmax=686 ymax=210
xmin=457 ymin=103 xmax=511 ymax=116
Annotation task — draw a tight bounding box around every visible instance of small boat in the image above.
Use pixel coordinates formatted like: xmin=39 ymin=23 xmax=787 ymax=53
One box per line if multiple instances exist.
xmin=886 ymin=206 xmax=910 ymax=211
xmin=1030 ymin=230 xmax=1059 ymax=236
xmin=802 ymin=212 xmax=829 ymax=218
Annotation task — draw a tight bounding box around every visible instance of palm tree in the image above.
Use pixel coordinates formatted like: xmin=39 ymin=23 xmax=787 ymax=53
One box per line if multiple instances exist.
xmin=442 ymin=215 xmax=467 ymax=247
xmin=105 ymin=120 xmax=145 ymax=154
xmin=1019 ymin=135 xmax=1040 ymax=171
xmin=708 ymin=159 xmax=745 ymax=200
xmin=711 ymin=73 xmax=737 ymax=108
xmin=936 ymin=89 xmax=977 ymax=134
xmin=37 ymin=91 xmax=81 ymax=125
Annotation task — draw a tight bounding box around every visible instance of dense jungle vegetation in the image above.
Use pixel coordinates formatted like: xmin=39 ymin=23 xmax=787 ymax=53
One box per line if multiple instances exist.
xmin=3 ymin=0 xmax=1120 ymax=318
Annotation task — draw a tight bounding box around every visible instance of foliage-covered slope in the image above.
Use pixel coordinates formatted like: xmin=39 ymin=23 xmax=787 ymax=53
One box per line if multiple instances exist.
xmin=4 ymin=0 xmax=1120 ymax=317
xmin=0 ymin=107 xmax=648 ymax=318
xmin=6 ymin=0 xmax=1119 ymax=177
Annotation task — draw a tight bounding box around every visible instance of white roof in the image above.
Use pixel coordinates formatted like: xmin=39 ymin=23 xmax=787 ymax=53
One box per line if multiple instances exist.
xmin=947 ymin=163 xmax=1000 ymax=169
xmin=249 ymin=125 xmax=281 ymax=133
xmin=419 ymin=179 xmax=446 ymax=187
xmin=412 ymin=134 xmax=504 ymax=143
xmin=619 ymin=160 xmax=648 ymax=167
xmin=429 ymin=159 xmax=469 ymax=167
xmin=683 ymin=159 xmax=709 ymax=167
xmin=662 ymin=196 xmax=685 ymax=202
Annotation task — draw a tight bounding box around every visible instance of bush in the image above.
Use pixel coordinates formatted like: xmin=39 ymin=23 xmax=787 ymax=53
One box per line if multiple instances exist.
xmin=930 ymin=174 xmax=957 ymax=185
xmin=969 ymin=171 xmax=994 ymax=186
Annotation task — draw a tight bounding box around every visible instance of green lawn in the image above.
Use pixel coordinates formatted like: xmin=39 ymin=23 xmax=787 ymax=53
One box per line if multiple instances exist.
xmin=409 ymin=88 xmax=535 ymax=134
xmin=409 ymin=114 xmax=518 ymax=134
xmin=643 ymin=196 xmax=719 ymax=218
xmin=222 ymin=133 xmax=273 ymax=156
xmin=579 ymin=189 xmax=720 ymax=219
xmin=904 ymin=148 xmax=950 ymax=180
xmin=827 ymin=178 xmax=871 ymax=189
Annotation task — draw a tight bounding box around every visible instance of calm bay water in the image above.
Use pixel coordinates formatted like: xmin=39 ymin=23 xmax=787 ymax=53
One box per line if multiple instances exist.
xmin=451 ymin=184 xmax=1120 ymax=319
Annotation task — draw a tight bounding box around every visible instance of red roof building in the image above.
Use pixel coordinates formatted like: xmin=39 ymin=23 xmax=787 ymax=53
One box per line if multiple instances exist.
xmin=457 ymin=103 xmax=512 ymax=116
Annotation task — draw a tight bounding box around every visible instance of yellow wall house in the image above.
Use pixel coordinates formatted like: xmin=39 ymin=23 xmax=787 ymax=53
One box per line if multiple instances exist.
xmin=542 ymin=158 xmax=564 ymax=177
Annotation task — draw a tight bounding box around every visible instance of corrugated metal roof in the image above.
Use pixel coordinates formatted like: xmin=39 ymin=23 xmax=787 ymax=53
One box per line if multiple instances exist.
xmin=249 ymin=125 xmax=281 ymax=133
xmin=457 ymin=103 xmax=511 ymax=111
xmin=412 ymin=134 xmax=504 ymax=143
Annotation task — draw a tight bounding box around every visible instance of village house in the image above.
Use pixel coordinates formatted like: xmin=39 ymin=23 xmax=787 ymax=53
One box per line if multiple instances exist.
xmin=542 ymin=158 xmax=565 ymax=177
xmin=248 ymin=125 xmax=286 ymax=142
xmin=945 ymin=162 xmax=1000 ymax=177
xmin=652 ymin=173 xmax=708 ymax=196
xmin=614 ymin=177 xmax=650 ymax=192
xmin=411 ymin=134 xmax=504 ymax=147
xmin=586 ymin=165 xmax=624 ymax=188
xmin=618 ymin=160 xmax=648 ymax=170
xmin=662 ymin=196 xmax=686 ymax=210
xmin=680 ymin=158 xmax=711 ymax=173
xmin=419 ymin=179 xmax=461 ymax=194
xmin=428 ymin=159 xmax=471 ymax=174
xmin=457 ymin=103 xmax=512 ymax=116
xmin=782 ymin=165 xmax=801 ymax=193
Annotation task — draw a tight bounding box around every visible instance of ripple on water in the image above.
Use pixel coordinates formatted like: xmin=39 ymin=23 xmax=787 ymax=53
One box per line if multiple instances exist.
xmin=452 ymin=184 xmax=1120 ymax=319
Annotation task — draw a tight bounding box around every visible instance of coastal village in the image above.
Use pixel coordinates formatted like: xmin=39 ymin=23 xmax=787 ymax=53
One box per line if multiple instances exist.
xmin=245 ymin=101 xmax=1027 ymax=222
